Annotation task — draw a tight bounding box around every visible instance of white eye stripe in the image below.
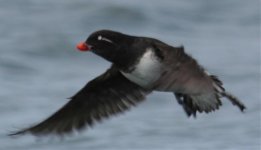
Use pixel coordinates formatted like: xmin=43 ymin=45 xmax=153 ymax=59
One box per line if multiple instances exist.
xmin=97 ymin=35 xmax=113 ymax=43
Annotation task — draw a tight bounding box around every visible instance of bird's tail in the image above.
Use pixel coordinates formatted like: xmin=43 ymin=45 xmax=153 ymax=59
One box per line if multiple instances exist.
xmin=174 ymin=75 xmax=246 ymax=117
xmin=210 ymin=75 xmax=246 ymax=112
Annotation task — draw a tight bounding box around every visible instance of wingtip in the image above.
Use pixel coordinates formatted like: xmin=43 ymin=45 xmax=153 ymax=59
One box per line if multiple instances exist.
xmin=8 ymin=130 xmax=27 ymax=137
xmin=239 ymin=105 xmax=246 ymax=113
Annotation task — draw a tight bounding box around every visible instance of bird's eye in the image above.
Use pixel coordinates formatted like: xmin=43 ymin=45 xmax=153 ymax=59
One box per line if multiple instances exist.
xmin=98 ymin=35 xmax=102 ymax=41
xmin=97 ymin=35 xmax=113 ymax=44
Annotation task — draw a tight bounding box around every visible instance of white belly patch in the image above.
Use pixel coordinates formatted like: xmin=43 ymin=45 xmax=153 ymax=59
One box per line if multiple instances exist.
xmin=121 ymin=49 xmax=162 ymax=88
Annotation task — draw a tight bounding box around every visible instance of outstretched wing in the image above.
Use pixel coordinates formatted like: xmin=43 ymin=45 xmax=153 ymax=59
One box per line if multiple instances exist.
xmin=152 ymin=43 xmax=245 ymax=116
xmin=10 ymin=65 xmax=150 ymax=136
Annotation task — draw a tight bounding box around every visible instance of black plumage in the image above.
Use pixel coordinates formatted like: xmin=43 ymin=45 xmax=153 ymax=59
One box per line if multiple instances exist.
xmin=10 ymin=30 xmax=245 ymax=136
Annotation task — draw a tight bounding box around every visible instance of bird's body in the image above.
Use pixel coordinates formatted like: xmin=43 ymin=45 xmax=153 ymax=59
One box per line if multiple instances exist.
xmin=10 ymin=30 xmax=246 ymax=136
xmin=121 ymin=48 xmax=162 ymax=88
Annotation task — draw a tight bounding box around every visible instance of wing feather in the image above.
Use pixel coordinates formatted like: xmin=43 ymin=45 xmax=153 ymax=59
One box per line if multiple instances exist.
xmin=10 ymin=66 xmax=150 ymax=136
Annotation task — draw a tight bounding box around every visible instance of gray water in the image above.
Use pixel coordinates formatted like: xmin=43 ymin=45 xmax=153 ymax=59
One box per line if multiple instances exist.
xmin=0 ymin=0 xmax=260 ymax=149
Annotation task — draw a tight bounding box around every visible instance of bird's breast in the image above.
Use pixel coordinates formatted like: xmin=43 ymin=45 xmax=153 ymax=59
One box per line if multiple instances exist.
xmin=120 ymin=49 xmax=162 ymax=88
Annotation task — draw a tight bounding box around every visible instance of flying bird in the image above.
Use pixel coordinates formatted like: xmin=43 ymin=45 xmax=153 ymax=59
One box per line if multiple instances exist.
xmin=10 ymin=30 xmax=245 ymax=136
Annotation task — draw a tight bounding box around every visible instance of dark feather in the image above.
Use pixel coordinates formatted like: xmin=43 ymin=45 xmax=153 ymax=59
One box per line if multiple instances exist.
xmin=149 ymin=42 xmax=245 ymax=116
xmin=9 ymin=65 xmax=150 ymax=136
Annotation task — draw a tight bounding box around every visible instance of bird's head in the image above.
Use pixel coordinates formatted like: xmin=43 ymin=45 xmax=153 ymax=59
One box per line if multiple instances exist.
xmin=77 ymin=30 xmax=134 ymax=63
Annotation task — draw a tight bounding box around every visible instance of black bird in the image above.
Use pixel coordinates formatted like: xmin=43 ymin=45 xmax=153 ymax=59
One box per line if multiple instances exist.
xmin=10 ymin=30 xmax=245 ymax=136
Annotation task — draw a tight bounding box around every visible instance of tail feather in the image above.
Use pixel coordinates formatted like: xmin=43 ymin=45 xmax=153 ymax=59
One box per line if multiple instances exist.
xmin=221 ymin=92 xmax=246 ymax=112
xmin=174 ymin=75 xmax=246 ymax=117
xmin=211 ymin=75 xmax=246 ymax=112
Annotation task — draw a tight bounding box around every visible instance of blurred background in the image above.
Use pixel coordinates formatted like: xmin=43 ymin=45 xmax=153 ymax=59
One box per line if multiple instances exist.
xmin=0 ymin=0 xmax=260 ymax=149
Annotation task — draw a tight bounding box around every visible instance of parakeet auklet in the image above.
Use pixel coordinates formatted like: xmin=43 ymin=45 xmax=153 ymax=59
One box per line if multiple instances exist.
xmin=10 ymin=30 xmax=246 ymax=136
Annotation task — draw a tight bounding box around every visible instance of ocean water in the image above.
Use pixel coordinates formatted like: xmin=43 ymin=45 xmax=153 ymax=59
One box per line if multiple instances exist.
xmin=0 ymin=0 xmax=260 ymax=149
